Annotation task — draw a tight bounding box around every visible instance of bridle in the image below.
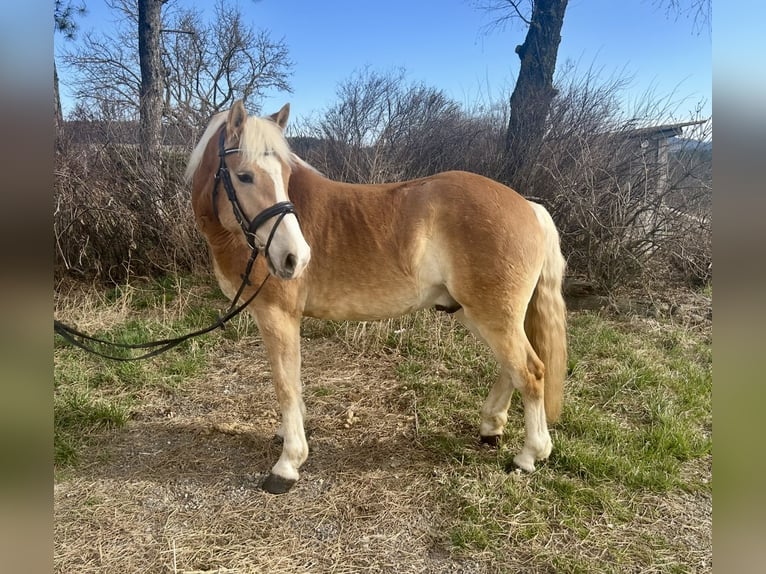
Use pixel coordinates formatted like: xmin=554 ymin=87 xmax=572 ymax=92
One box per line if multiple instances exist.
xmin=212 ymin=127 xmax=298 ymax=258
xmin=206 ymin=125 xmax=301 ymax=329
xmin=53 ymin=125 xmax=301 ymax=361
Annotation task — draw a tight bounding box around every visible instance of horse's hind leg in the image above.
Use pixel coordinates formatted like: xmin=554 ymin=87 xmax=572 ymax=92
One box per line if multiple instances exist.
xmin=253 ymin=307 xmax=308 ymax=494
xmin=506 ymin=340 xmax=552 ymax=471
xmin=477 ymin=368 xmax=514 ymax=446
xmin=458 ymin=310 xmax=552 ymax=471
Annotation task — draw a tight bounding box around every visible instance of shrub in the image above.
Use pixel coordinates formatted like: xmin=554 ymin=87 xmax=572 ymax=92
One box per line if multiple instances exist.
xmin=54 ymin=134 xmax=207 ymax=283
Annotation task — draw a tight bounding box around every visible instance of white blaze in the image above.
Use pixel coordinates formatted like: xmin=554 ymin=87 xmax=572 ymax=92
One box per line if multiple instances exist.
xmin=256 ymin=154 xmax=311 ymax=278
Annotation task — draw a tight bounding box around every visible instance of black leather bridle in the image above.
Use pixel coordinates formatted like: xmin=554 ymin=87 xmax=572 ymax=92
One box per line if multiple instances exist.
xmin=53 ymin=126 xmax=302 ymax=361
xmin=212 ymin=127 xmax=298 ymax=257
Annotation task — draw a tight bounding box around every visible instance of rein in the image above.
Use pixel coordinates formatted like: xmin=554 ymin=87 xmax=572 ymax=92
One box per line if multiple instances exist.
xmin=54 ymin=275 xmax=269 ymax=361
xmin=54 ymin=127 xmax=299 ymax=362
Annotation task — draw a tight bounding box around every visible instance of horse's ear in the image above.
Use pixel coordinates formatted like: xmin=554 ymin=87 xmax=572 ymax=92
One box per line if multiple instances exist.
xmin=269 ymin=103 xmax=290 ymax=130
xmin=226 ymin=100 xmax=248 ymax=142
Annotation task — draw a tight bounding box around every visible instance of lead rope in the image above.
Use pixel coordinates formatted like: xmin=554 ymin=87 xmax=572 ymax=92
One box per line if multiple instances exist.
xmin=54 ymin=260 xmax=270 ymax=362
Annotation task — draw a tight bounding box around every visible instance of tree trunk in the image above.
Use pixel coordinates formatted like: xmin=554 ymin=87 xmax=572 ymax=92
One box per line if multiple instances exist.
xmin=138 ymin=0 xmax=165 ymax=191
xmin=505 ymin=0 xmax=568 ymax=189
xmin=54 ymin=61 xmax=63 ymax=153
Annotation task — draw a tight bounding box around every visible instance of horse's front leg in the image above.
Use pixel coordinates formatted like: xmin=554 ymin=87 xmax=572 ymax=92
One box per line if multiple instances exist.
xmin=254 ymin=308 xmax=307 ymax=494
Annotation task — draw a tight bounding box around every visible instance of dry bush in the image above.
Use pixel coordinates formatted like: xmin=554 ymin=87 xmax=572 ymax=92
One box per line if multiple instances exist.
xmin=55 ymin=66 xmax=711 ymax=293
xmin=522 ymin=67 xmax=712 ymax=291
xmin=54 ymin=131 xmax=207 ymax=283
xmin=293 ymin=68 xmax=507 ymax=184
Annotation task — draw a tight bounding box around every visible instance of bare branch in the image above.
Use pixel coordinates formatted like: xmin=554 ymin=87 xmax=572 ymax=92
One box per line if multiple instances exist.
xmin=650 ymin=0 xmax=711 ymax=35
xmin=60 ymin=0 xmax=293 ymax=127
xmin=473 ymin=0 xmax=533 ymax=33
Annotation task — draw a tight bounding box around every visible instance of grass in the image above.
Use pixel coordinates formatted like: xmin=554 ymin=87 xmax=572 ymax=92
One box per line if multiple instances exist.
xmin=53 ymin=274 xmax=256 ymax=468
xmin=54 ymin=274 xmax=712 ymax=572
xmin=384 ymin=310 xmax=712 ymax=570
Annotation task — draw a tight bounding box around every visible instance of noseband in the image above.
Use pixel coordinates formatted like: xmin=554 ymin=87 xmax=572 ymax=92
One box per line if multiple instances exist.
xmin=212 ymin=128 xmax=298 ymax=258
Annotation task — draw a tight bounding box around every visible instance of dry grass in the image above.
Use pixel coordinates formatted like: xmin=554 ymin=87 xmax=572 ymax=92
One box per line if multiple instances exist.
xmin=55 ymin=335 xmax=463 ymax=573
xmin=54 ymin=277 xmax=712 ymax=573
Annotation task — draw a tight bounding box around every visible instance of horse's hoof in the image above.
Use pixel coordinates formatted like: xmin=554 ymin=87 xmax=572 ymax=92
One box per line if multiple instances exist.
xmin=261 ymin=473 xmax=297 ymax=494
xmin=480 ymin=434 xmax=501 ymax=447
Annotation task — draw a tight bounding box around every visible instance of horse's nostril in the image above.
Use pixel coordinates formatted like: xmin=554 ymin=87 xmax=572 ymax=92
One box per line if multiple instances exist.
xmin=284 ymin=253 xmax=297 ymax=274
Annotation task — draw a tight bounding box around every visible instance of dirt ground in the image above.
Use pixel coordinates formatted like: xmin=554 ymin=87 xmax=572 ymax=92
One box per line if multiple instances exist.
xmin=54 ymin=315 xmax=711 ymax=573
xmin=56 ymin=336 xmax=482 ymax=573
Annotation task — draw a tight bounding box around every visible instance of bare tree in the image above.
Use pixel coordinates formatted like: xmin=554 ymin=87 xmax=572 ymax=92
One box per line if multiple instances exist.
xmin=652 ymin=0 xmax=711 ymax=34
xmin=61 ymin=0 xmax=159 ymax=120
xmin=477 ymin=0 xmax=710 ymax=192
xmin=507 ymin=0 xmax=567 ymax=188
xmin=60 ymin=0 xmax=292 ymax=127
xmin=476 ymin=0 xmax=568 ymax=188
xmin=162 ymin=0 xmax=293 ymax=128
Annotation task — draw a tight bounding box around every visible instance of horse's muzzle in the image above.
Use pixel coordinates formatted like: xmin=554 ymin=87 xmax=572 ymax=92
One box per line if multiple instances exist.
xmin=268 ymin=245 xmax=311 ymax=280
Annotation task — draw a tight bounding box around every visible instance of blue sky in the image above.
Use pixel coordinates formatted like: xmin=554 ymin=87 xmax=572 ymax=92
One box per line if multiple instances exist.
xmin=55 ymin=0 xmax=712 ymax=123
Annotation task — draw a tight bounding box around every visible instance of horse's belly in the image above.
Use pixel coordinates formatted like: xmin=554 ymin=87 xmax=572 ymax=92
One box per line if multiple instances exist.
xmin=303 ymin=239 xmax=450 ymax=320
xmin=303 ymin=281 xmax=448 ymax=321
xmin=303 ymin=291 xmax=420 ymax=321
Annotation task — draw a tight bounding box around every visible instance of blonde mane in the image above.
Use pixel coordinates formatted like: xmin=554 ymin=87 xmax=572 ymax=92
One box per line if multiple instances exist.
xmin=184 ymin=111 xmax=293 ymax=184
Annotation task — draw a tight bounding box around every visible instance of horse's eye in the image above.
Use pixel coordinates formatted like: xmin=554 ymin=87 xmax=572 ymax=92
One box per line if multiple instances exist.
xmin=237 ymin=172 xmax=254 ymax=184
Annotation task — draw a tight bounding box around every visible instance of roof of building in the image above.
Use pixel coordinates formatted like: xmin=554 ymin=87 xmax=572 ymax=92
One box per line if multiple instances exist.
xmin=624 ymin=120 xmax=706 ymax=141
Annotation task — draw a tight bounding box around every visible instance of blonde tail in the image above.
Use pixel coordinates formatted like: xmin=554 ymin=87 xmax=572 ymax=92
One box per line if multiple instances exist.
xmin=525 ymin=202 xmax=568 ymax=423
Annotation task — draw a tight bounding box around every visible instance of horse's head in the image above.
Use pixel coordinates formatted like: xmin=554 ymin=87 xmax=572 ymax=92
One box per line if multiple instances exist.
xmin=187 ymin=100 xmax=311 ymax=280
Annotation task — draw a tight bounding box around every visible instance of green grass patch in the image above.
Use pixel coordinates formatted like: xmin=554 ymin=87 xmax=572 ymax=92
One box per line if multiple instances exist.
xmin=384 ymin=310 xmax=711 ymax=567
xmin=54 ymin=386 xmax=129 ymax=466
xmin=54 ymin=274 xmax=236 ymax=469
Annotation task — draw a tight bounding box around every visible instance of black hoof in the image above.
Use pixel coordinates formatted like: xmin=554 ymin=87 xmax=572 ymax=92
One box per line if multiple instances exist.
xmin=480 ymin=434 xmax=501 ymax=447
xmin=261 ymin=473 xmax=297 ymax=494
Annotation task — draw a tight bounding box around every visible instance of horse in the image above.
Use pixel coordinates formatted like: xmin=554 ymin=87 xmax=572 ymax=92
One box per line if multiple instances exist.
xmin=184 ymin=100 xmax=568 ymax=494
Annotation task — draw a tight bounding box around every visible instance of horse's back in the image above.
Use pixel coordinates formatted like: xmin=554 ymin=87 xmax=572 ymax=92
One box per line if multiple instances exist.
xmin=421 ymin=170 xmax=544 ymax=255
xmin=416 ymin=170 xmax=540 ymax=232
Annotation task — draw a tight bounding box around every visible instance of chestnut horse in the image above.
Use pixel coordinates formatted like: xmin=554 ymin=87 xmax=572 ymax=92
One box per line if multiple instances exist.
xmin=185 ymin=101 xmax=567 ymax=494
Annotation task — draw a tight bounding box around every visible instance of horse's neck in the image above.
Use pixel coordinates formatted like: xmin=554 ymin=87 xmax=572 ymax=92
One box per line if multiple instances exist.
xmin=287 ymin=161 xmax=392 ymax=239
xmin=287 ymin=160 xmax=355 ymax=209
xmin=288 ymin=160 xmax=394 ymax=201
xmin=288 ymin=159 xmax=326 ymax=197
